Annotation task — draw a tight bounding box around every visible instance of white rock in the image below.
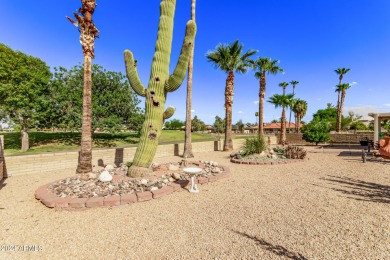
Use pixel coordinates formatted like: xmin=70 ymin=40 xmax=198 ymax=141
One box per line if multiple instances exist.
xmin=105 ymin=164 xmax=115 ymax=171
xmin=99 ymin=170 xmax=113 ymax=182
xmin=212 ymin=168 xmax=221 ymax=173
xmin=212 ymin=162 xmax=219 ymax=167
xmin=169 ymin=164 xmax=179 ymax=171
xmin=271 ymin=154 xmax=278 ymax=159
xmin=150 ymin=187 xmax=159 ymax=191
xmin=151 ymin=162 xmax=160 ymax=168
xmin=140 ymin=179 xmax=148 ymax=185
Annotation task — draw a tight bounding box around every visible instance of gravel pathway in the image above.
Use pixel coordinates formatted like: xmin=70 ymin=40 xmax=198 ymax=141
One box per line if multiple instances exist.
xmin=0 ymin=146 xmax=389 ymax=259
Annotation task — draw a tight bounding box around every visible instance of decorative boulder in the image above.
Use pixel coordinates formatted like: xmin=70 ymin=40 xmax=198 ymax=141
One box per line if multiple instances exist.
xmin=168 ymin=164 xmax=179 ymax=171
xmin=99 ymin=170 xmax=113 ymax=182
xmin=172 ymin=172 xmax=181 ymax=180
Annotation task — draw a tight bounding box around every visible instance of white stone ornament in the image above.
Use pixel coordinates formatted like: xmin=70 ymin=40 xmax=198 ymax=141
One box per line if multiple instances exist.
xmin=99 ymin=170 xmax=113 ymax=182
xmin=183 ymin=167 xmax=202 ymax=193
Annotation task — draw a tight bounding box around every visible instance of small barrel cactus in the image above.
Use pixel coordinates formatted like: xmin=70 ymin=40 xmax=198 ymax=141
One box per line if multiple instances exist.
xmin=285 ymin=145 xmax=307 ymax=159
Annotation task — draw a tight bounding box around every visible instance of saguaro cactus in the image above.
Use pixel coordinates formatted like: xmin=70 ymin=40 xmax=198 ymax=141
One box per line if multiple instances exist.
xmin=124 ymin=0 xmax=196 ymax=177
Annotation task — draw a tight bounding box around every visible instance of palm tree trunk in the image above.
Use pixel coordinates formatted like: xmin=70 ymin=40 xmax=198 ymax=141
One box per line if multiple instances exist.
xmin=336 ymin=76 xmax=342 ymax=132
xmin=258 ymin=72 xmax=266 ymax=136
xmin=70 ymin=0 xmax=98 ymax=174
xmin=77 ymin=55 xmax=93 ymax=174
xmin=339 ymin=90 xmax=346 ymax=131
xmin=224 ymin=71 xmax=234 ymax=151
xmin=336 ymin=91 xmax=341 ymax=132
xmin=280 ymin=107 xmax=286 ymax=144
xmin=294 ymin=112 xmax=298 ymax=133
xmin=288 ymin=86 xmax=295 ymax=132
xmin=183 ymin=0 xmax=196 ymax=158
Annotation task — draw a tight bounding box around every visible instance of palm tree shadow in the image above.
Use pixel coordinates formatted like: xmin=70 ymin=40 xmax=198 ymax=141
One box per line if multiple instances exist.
xmin=232 ymin=230 xmax=308 ymax=260
xmin=320 ymin=175 xmax=390 ymax=204
xmin=0 ymin=179 xmax=6 ymax=191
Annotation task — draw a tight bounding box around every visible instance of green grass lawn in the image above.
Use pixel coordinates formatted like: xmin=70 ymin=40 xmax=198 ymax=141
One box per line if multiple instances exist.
xmin=1 ymin=130 xmax=214 ymax=155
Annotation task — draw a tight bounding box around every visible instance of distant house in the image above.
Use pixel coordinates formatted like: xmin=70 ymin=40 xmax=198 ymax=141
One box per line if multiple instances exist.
xmin=249 ymin=123 xmax=303 ymax=134
xmin=358 ymin=119 xmax=371 ymax=127
xmin=232 ymin=125 xmax=239 ymax=134
xmin=243 ymin=127 xmax=251 ymax=134
xmin=205 ymin=125 xmax=215 ymax=133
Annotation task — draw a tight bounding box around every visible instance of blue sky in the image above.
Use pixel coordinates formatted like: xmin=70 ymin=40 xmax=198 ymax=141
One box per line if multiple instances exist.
xmin=1 ymin=0 xmax=389 ymax=125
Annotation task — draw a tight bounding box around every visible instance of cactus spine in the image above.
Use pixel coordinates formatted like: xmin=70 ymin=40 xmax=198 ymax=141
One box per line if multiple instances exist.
xmin=124 ymin=0 xmax=196 ymax=177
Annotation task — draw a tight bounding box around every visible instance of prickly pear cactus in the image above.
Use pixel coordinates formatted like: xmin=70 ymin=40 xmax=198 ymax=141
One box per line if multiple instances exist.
xmin=124 ymin=0 xmax=196 ymax=177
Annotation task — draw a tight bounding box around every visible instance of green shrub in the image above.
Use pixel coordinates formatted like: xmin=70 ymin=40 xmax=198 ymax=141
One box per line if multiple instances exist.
xmin=241 ymin=136 xmax=267 ymax=156
xmin=301 ymin=119 xmax=330 ymax=145
xmin=273 ymin=146 xmax=286 ymax=154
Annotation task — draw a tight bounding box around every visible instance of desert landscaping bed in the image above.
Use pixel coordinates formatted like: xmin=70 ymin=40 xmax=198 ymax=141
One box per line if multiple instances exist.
xmin=34 ymin=161 xmax=230 ymax=210
xmin=0 ymin=146 xmax=389 ymax=259
xmin=230 ymin=157 xmax=309 ymax=165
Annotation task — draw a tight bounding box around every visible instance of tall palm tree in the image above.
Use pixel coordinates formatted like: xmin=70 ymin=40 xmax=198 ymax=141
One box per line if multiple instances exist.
xmin=183 ymin=0 xmax=196 ymax=158
xmin=291 ymin=99 xmax=307 ymax=133
xmin=206 ymin=40 xmax=257 ymax=151
xmin=335 ymin=83 xmax=351 ymax=131
xmin=67 ymin=0 xmax=99 ymax=174
xmin=334 ymin=68 xmax=350 ymax=132
xmin=251 ymin=57 xmax=283 ymax=137
xmin=268 ymin=93 xmax=294 ymax=144
xmin=278 ymin=82 xmax=289 ymax=95
xmin=288 ymin=80 xmax=299 ymax=131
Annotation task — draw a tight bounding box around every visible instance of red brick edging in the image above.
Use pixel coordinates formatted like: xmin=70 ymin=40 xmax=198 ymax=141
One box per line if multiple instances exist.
xmin=35 ymin=163 xmax=230 ymax=211
xmin=230 ymin=158 xmax=309 ymax=165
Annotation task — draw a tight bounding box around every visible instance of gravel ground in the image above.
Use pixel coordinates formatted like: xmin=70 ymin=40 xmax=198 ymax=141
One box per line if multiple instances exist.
xmin=0 ymin=145 xmax=389 ymax=259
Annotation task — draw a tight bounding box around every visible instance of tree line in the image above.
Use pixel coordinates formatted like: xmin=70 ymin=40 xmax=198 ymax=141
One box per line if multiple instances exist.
xmin=0 ymin=43 xmax=144 ymax=151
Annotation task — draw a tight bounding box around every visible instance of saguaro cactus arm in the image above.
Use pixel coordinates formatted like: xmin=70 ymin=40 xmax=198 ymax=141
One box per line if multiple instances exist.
xmin=124 ymin=50 xmax=146 ymax=97
xmin=163 ymin=106 xmax=175 ymax=120
xmin=166 ymin=20 xmax=197 ymax=92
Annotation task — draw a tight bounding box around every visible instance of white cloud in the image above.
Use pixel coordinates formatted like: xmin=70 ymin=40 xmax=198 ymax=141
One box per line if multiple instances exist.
xmin=253 ymin=101 xmax=259 ymax=105
xmin=384 ymin=104 xmax=390 ymax=107
xmin=350 ymin=81 xmax=358 ymax=86
xmin=238 ymin=111 xmax=244 ymax=114
xmin=191 ymin=109 xmax=195 ymax=113
xmin=343 ymin=105 xmax=387 ymax=120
